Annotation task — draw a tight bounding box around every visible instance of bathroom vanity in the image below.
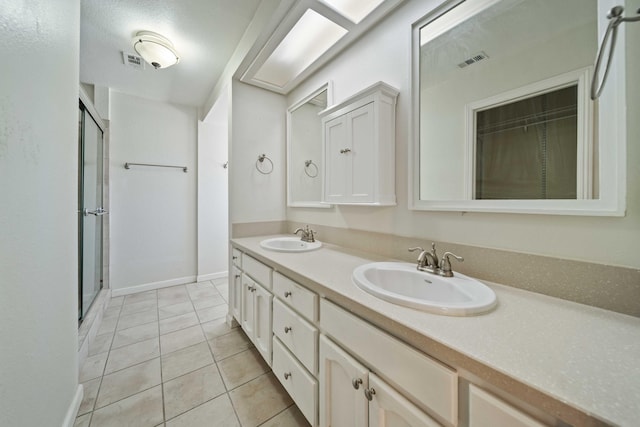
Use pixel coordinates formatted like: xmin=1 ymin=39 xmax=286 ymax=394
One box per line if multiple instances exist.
xmin=230 ymin=236 xmax=640 ymax=427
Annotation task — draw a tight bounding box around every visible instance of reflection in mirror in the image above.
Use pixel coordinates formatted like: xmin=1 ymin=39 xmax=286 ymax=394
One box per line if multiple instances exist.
xmin=287 ymin=83 xmax=331 ymax=207
xmin=412 ymin=0 xmax=626 ymax=215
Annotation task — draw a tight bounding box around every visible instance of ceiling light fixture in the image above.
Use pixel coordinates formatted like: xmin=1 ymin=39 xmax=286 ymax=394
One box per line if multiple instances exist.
xmin=132 ymin=31 xmax=180 ymax=70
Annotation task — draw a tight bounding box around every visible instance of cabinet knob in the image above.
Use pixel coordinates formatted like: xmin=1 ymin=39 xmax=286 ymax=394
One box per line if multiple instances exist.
xmin=339 ymin=148 xmax=352 ymax=154
xmin=284 ymin=291 xmax=292 ymax=298
xmin=235 ymin=274 xmax=240 ymax=278
xmin=248 ymin=285 xmax=256 ymax=292
xmin=364 ymin=387 xmax=376 ymax=401
xmin=232 ymin=256 xmax=238 ymax=260
xmin=284 ymin=372 xmax=291 ymax=380
xmin=284 ymin=326 xmax=292 ymax=333
xmin=352 ymin=378 xmax=363 ymax=390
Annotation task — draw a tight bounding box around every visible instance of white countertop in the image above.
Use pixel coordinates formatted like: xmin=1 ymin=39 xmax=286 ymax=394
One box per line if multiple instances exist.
xmin=232 ymin=235 xmax=640 ymax=426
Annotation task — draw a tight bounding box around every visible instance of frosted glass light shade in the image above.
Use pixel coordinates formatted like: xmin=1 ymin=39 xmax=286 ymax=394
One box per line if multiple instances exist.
xmin=253 ymin=9 xmax=347 ymax=88
xmin=132 ymin=31 xmax=180 ymax=69
xmin=320 ymin=0 xmax=386 ymax=23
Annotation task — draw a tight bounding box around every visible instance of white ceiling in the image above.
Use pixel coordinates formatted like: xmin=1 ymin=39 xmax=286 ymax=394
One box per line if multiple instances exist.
xmin=80 ymin=0 xmax=263 ymax=108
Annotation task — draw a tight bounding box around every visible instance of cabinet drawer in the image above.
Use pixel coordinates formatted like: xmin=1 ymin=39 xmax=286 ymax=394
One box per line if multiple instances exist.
xmin=273 ymin=298 xmax=318 ymax=374
xmin=273 ymin=337 xmax=318 ymax=426
xmin=469 ymin=385 xmax=546 ymax=427
xmin=242 ymin=254 xmax=272 ymax=289
xmin=273 ymin=272 xmax=318 ymax=322
xmin=231 ymin=248 xmax=242 ymax=268
xmin=320 ymin=299 xmax=457 ymax=426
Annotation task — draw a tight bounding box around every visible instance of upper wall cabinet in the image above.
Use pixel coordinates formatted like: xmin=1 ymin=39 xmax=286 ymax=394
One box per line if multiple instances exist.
xmin=320 ymin=82 xmax=399 ymax=205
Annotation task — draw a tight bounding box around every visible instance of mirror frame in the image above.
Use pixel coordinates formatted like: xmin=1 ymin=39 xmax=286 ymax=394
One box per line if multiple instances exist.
xmin=287 ymin=81 xmax=333 ymax=208
xmin=409 ymin=0 xmax=626 ymax=216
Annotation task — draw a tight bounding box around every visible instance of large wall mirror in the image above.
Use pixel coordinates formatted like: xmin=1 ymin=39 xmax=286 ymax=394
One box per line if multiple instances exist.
xmin=411 ymin=0 xmax=627 ymax=215
xmin=287 ymin=83 xmax=332 ymax=208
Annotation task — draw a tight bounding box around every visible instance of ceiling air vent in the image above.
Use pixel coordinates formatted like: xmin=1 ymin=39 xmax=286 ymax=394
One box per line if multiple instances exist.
xmin=122 ymin=52 xmax=145 ymax=70
xmin=458 ymin=51 xmax=489 ymax=68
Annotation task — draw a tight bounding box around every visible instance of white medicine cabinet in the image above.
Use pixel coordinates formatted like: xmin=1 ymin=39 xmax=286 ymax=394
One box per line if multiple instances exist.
xmin=320 ymin=82 xmax=399 ymax=205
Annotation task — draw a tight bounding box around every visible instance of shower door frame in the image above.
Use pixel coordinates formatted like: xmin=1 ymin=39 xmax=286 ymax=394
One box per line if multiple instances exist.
xmin=78 ymin=99 xmax=106 ymax=322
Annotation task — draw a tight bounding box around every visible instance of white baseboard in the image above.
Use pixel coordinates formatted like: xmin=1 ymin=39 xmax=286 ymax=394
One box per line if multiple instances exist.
xmin=111 ymin=276 xmax=197 ymax=297
xmin=197 ymin=271 xmax=228 ymax=282
xmin=61 ymin=384 xmax=83 ymax=427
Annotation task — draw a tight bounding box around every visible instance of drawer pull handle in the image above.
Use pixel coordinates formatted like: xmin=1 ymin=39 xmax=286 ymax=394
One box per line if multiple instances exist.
xmin=284 ymin=326 xmax=292 ymax=333
xmin=248 ymin=285 xmax=256 ymax=292
xmin=235 ymin=274 xmax=240 ymax=278
xmin=339 ymin=148 xmax=352 ymax=154
xmin=352 ymin=378 xmax=363 ymax=390
xmin=364 ymin=387 xmax=376 ymax=401
xmin=232 ymin=256 xmax=238 ymax=260
xmin=284 ymin=291 xmax=292 ymax=298
xmin=284 ymin=372 xmax=291 ymax=380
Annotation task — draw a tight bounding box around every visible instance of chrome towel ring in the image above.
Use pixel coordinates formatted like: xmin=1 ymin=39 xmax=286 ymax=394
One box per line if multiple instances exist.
xmin=304 ymin=160 xmax=318 ymax=178
xmin=256 ymin=154 xmax=274 ymax=174
xmin=591 ymin=5 xmax=640 ymax=100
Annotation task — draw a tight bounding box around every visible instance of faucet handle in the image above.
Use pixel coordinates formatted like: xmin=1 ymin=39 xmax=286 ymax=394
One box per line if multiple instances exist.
xmin=408 ymin=247 xmax=425 ymax=260
xmin=307 ymin=227 xmax=316 ymax=242
xmin=439 ymin=252 xmax=464 ymax=277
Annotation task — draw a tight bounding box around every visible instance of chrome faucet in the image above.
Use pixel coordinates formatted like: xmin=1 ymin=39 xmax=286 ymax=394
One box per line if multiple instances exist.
xmin=294 ymin=225 xmax=316 ymax=243
xmin=408 ymin=243 xmax=464 ymax=277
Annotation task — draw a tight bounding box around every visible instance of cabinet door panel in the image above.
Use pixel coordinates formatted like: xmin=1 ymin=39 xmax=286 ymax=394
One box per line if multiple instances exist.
xmin=469 ymin=385 xmax=546 ymax=427
xmin=241 ymin=274 xmax=255 ymax=339
xmin=349 ymin=102 xmax=375 ymax=202
xmin=230 ymin=266 xmax=242 ymax=322
xmin=369 ymin=373 xmax=441 ymax=427
xmin=324 ymin=116 xmax=348 ymax=202
xmin=254 ymin=283 xmax=273 ymax=365
xmin=319 ymin=335 xmax=368 ymax=427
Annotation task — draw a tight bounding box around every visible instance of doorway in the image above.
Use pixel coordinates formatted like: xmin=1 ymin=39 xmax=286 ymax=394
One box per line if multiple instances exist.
xmin=78 ymin=100 xmax=106 ymax=322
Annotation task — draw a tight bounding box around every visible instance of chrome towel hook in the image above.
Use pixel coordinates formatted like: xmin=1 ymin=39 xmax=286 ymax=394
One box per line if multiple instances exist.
xmin=591 ymin=5 xmax=640 ymax=100
xmin=256 ymin=154 xmax=274 ymax=174
xmin=304 ymin=160 xmax=318 ymax=178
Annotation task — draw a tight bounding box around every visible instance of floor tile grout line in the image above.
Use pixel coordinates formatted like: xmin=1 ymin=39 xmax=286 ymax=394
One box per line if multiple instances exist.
xmin=155 ymin=291 xmax=167 ymax=425
xmin=256 ymin=403 xmax=297 ymax=427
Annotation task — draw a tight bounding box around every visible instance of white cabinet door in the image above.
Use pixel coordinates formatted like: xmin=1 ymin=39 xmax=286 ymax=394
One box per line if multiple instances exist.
xmin=240 ymin=274 xmax=255 ymax=339
xmin=348 ymin=102 xmax=375 ymax=202
xmin=368 ymin=373 xmax=441 ymax=427
xmin=469 ymin=385 xmax=546 ymax=427
xmin=324 ymin=115 xmax=348 ymax=202
xmin=253 ymin=282 xmax=273 ymax=365
xmin=230 ymin=265 xmax=242 ymax=322
xmin=319 ymin=335 xmax=368 ymax=427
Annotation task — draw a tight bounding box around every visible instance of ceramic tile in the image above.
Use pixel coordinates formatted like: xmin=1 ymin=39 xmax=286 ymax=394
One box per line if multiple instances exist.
xmin=105 ymin=337 xmax=160 ymax=374
xmin=124 ymin=290 xmax=157 ymax=305
xmin=208 ymin=328 xmax=253 ymax=361
xmin=90 ymin=385 xmax=164 ymax=427
xmin=74 ymin=413 xmax=91 ymax=427
xmin=121 ymin=299 xmax=158 ymax=316
xmin=103 ymin=305 xmax=122 ymax=320
xmin=165 ymin=394 xmax=239 ymax=427
xmin=117 ymin=308 xmax=159 ymax=331
xmin=158 ymin=292 xmax=191 ymax=309
xmin=161 ymin=342 xmax=214 ymax=382
xmin=214 ymin=284 xmax=229 ymax=302
xmin=162 ymin=364 xmax=226 ymax=420
xmin=158 ymin=301 xmax=195 ymax=320
xmin=157 ymin=285 xmax=189 ymax=299
xmin=89 ymin=333 xmax=113 ymax=356
xmin=112 ymin=322 xmax=159 ymax=349
xmin=96 ymin=358 xmax=161 ymax=409
xmin=160 ymin=324 xmax=205 ymax=355
xmin=107 ymin=296 xmax=124 ymax=309
xmin=259 ymin=405 xmax=310 ymax=427
xmin=229 ymin=373 xmax=293 ymax=427
xmin=201 ymin=317 xmax=238 ymax=341
xmin=218 ymin=348 xmax=270 ymax=390
xmin=96 ymin=316 xmax=118 ymax=336
xmin=78 ymin=377 xmax=101 ymax=415
xmin=212 ymin=277 xmax=228 ymax=286
xmin=159 ymin=312 xmax=200 ymax=335
xmin=192 ymin=294 xmax=226 ymax=310
xmin=80 ymin=352 xmax=108 ymax=382
xmin=196 ymin=304 xmax=228 ymax=323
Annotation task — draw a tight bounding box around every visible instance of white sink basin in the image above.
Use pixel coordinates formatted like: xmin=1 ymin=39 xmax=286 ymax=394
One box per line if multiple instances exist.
xmin=352 ymin=262 xmax=497 ymax=316
xmin=260 ymin=237 xmax=322 ymax=252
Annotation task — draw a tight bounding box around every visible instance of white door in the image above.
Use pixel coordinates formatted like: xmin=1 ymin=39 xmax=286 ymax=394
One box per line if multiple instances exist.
xmin=241 ymin=274 xmax=255 ymax=339
xmin=368 ymin=373 xmax=441 ymax=427
xmin=230 ymin=265 xmax=242 ymax=322
xmin=319 ymin=335 xmax=368 ymax=427
xmin=253 ymin=282 xmax=273 ymax=365
xmin=324 ymin=115 xmax=348 ymax=202
xmin=348 ymin=102 xmax=375 ymax=202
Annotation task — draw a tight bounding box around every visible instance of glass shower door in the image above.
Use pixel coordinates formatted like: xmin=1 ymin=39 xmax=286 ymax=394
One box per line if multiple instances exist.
xmin=79 ymin=102 xmax=105 ymax=321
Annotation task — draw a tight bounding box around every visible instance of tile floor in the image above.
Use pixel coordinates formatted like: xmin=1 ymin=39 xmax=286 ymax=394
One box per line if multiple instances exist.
xmin=75 ymin=279 xmax=310 ymax=427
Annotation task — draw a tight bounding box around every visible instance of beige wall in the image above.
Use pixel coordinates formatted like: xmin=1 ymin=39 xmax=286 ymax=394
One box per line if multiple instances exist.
xmin=285 ymin=0 xmax=640 ymax=269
